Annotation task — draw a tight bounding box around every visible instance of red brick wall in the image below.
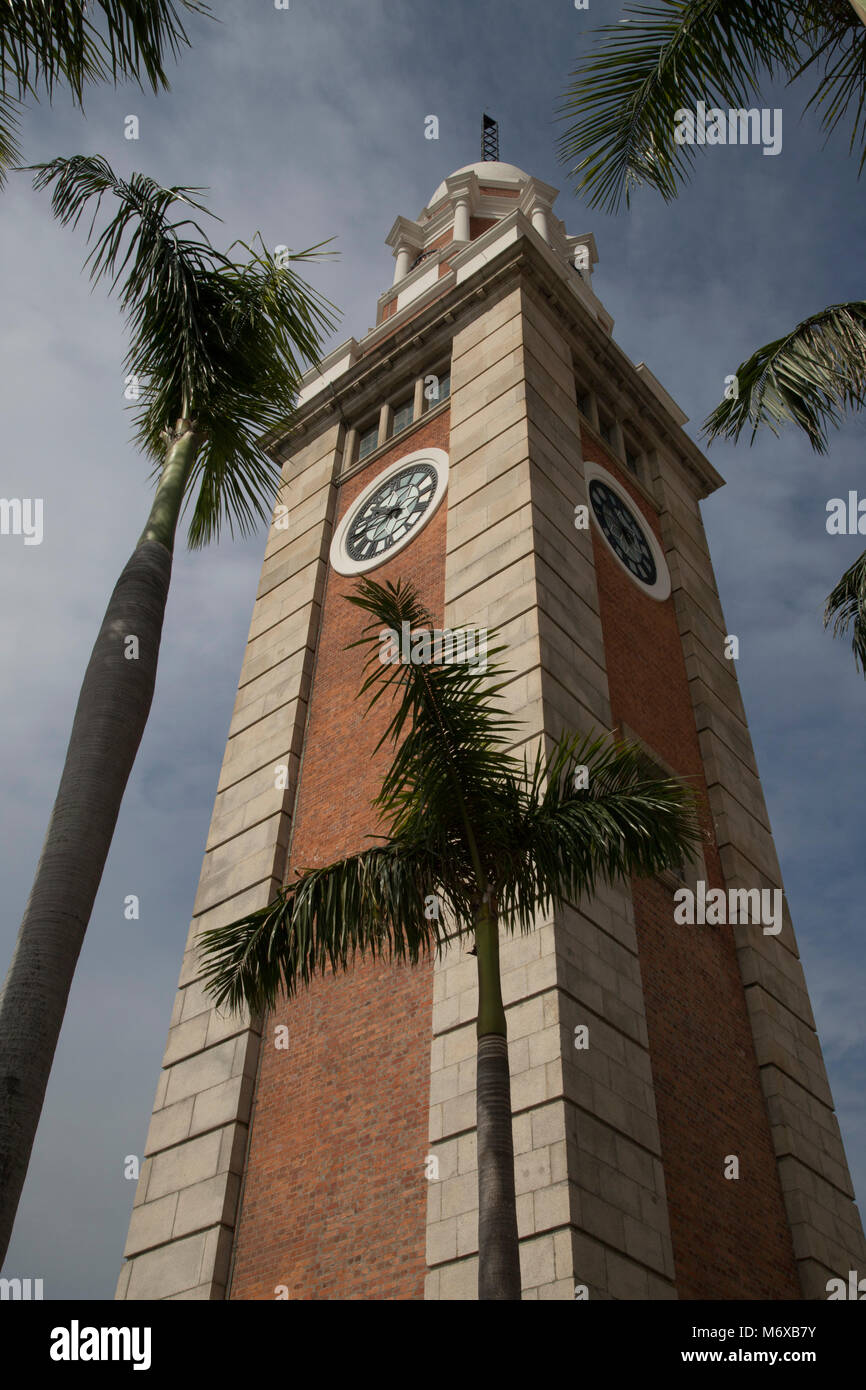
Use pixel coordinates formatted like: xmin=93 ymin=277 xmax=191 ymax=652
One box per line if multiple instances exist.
xmin=581 ymin=427 xmax=800 ymax=1299
xmin=469 ymin=216 xmax=497 ymax=240
xmin=229 ymin=411 xmax=450 ymax=1300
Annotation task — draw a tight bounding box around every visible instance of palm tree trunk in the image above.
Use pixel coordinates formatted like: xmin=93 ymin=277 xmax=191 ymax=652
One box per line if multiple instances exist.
xmin=0 ymin=425 xmax=200 ymax=1266
xmin=474 ymin=902 xmax=521 ymax=1300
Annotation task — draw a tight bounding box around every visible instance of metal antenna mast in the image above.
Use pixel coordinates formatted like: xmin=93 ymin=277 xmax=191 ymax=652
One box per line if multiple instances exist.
xmin=481 ymin=113 xmax=499 ymax=161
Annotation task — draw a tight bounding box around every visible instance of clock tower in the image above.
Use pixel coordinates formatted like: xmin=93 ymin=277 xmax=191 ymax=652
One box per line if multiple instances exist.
xmin=117 ymin=153 xmax=866 ymax=1301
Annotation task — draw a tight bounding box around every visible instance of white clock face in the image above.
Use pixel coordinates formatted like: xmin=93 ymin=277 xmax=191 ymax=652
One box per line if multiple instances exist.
xmin=330 ymin=447 xmax=449 ymax=575
xmin=584 ymin=460 xmax=671 ymax=601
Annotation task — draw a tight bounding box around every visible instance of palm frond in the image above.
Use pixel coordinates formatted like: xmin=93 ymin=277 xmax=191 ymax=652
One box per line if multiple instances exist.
xmin=497 ymin=731 xmax=702 ymax=930
xmin=796 ymin=1 xmax=866 ymax=171
xmin=0 ymin=87 xmax=20 ymax=187
xmin=29 ymin=153 xmax=222 ymax=399
xmin=199 ymin=582 xmax=705 ymax=1017
xmin=825 ymin=548 xmax=866 ymax=672
xmin=29 ymin=156 xmax=339 ymax=546
xmin=345 ymin=578 xmax=520 ymax=868
xmin=0 ymin=0 xmax=208 ymax=104
xmin=702 ymin=301 xmax=866 ymax=453
xmin=555 ymin=0 xmax=800 ymax=213
xmin=198 ymin=840 xmax=461 ymax=1014
xmin=179 ymin=237 xmax=338 ymax=547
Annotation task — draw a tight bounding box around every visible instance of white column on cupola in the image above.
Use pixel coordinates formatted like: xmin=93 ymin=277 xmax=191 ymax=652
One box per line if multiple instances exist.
xmin=531 ymin=203 xmax=550 ymax=243
xmin=453 ymin=196 xmax=471 ymax=243
xmin=393 ymin=244 xmax=414 ymax=284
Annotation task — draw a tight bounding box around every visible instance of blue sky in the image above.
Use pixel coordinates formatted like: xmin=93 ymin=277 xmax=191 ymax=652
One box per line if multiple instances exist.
xmin=0 ymin=1 xmax=864 ymax=1298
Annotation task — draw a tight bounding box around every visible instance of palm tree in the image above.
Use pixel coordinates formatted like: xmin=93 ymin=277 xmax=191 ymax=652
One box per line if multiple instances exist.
xmin=0 ymin=154 xmax=336 ymax=1265
xmin=556 ymin=1 xmax=866 ymax=667
xmin=0 ymin=0 xmax=207 ymax=185
xmin=197 ymin=576 xmax=701 ymax=1300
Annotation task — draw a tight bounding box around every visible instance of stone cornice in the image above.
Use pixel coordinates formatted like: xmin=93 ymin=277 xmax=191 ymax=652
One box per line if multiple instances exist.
xmin=384 ymin=215 xmax=425 ymax=252
xmin=267 ymin=233 xmax=725 ymax=499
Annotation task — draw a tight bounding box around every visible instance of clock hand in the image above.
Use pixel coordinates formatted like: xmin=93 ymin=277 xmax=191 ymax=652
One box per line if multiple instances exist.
xmin=385 ymin=484 xmax=413 ymax=507
xmin=353 ymin=505 xmax=402 ymax=536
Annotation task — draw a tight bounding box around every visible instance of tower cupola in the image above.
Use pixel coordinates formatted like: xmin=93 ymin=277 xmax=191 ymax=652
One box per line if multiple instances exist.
xmin=380 ymin=156 xmax=601 ymax=331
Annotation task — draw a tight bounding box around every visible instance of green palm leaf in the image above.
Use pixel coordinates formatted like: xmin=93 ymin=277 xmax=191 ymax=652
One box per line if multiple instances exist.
xmin=198 ymin=841 xmax=459 ymax=1014
xmin=496 ymin=731 xmax=702 ymax=931
xmin=556 ymin=1 xmax=866 ymax=213
xmin=0 ymin=88 xmax=20 ymax=184
xmin=29 ymin=155 xmax=339 ymax=545
xmin=702 ymin=301 xmax=866 ymax=453
xmin=825 ymin=549 xmax=866 ymax=672
xmin=0 ymin=1 xmax=208 ymax=184
xmin=556 ymin=0 xmax=800 ymax=213
xmin=796 ymin=2 xmax=866 ymax=172
xmin=200 ymin=579 xmax=701 ymax=1013
xmin=347 ymin=577 xmax=518 ymax=847
xmin=0 ymin=0 xmax=206 ymax=102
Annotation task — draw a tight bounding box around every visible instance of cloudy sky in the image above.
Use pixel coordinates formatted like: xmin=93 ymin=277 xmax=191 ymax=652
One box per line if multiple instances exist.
xmin=1 ymin=1 xmax=864 ymax=1299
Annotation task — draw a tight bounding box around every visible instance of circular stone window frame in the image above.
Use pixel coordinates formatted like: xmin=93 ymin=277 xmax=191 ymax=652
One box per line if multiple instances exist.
xmin=330 ymin=446 xmax=450 ymax=576
xmin=584 ymin=458 xmax=672 ymax=602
